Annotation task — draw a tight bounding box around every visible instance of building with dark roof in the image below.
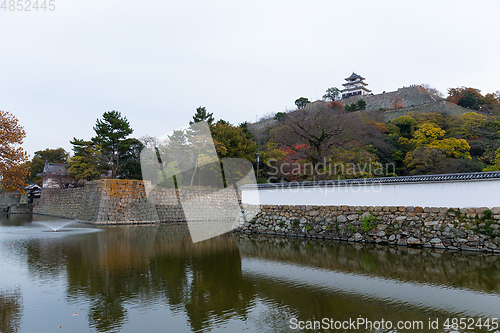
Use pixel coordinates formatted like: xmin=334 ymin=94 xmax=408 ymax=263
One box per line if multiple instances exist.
xmin=340 ymin=72 xmax=372 ymax=99
xmin=38 ymin=162 xmax=73 ymax=188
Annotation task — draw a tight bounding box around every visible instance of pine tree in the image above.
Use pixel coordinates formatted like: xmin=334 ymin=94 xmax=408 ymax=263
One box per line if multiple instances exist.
xmin=189 ymin=106 xmax=214 ymax=126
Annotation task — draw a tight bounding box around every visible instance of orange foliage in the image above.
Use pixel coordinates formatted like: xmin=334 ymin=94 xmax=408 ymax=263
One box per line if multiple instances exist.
xmin=327 ymin=101 xmax=344 ymax=110
xmin=366 ymin=121 xmax=389 ymax=133
xmin=0 ymin=110 xmax=29 ymax=192
xmin=447 ymin=94 xmax=464 ymax=105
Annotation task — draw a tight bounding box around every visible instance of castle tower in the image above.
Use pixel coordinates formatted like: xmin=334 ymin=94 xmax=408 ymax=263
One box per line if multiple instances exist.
xmin=340 ymin=72 xmax=372 ymax=99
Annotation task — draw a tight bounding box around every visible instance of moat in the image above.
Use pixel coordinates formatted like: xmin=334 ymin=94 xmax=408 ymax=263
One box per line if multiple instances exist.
xmin=1 ymin=214 xmax=500 ymax=332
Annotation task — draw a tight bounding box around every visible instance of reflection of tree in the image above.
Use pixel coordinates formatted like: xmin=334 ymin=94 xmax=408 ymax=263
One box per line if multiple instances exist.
xmin=0 ymin=214 xmax=33 ymax=226
xmin=0 ymin=288 xmax=23 ymax=333
xmin=60 ymin=225 xmax=255 ymax=332
xmin=183 ymin=250 xmax=255 ymax=331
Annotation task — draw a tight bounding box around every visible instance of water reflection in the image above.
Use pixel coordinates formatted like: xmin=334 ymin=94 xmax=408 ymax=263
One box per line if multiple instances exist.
xmin=1 ymin=215 xmax=500 ymax=332
xmin=0 ymin=287 xmax=23 ymax=333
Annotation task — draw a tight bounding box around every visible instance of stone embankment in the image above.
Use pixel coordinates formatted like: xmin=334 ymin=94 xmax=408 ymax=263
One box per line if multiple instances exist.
xmin=33 ymin=179 xmax=241 ymax=224
xmin=235 ymin=204 xmax=500 ymax=253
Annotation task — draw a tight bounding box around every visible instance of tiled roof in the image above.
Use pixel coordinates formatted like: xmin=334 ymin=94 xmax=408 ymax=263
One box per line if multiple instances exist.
xmin=241 ymin=171 xmax=500 ymax=189
xmin=345 ymin=72 xmax=365 ymax=81
xmin=42 ymin=163 xmax=67 ymax=175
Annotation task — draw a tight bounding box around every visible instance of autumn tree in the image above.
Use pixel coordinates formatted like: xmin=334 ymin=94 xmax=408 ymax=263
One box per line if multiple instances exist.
xmin=327 ymin=101 xmax=344 ymax=110
xmin=447 ymin=87 xmax=485 ymax=110
xmin=401 ymin=122 xmax=471 ymax=174
xmin=271 ymin=104 xmax=363 ymax=178
xmin=0 ymin=110 xmax=29 ymax=192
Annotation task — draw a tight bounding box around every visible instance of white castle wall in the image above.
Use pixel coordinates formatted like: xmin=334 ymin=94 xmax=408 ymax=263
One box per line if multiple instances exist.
xmin=242 ymin=178 xmax=500 ymax=208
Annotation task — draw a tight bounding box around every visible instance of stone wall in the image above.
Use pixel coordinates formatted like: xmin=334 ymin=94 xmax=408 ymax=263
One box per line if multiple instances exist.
xmin=340 ymin=86 xmax=438 ymax=110
xmin=33 ymin=179 xmax=243 ymax=224
xmin=33 ymin=187 xmax=84 ymax=219
xmin=378 ymin=100 xmax=472 ymax=122
xmin=235 ymin=204 xmax=500 ymax=253
xmin=34 ymin=180 xmax=166 ymax=223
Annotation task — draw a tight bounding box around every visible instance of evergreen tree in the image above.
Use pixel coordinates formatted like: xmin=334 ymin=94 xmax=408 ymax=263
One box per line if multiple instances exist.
xmin=91 ymin=110 xmax=134 ymax=178
xmin=189 ymin=106 xmax=214 ymax=126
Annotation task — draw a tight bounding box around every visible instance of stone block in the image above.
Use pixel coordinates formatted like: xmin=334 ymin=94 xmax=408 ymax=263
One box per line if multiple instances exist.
xmin=337 ymin=215 xmax=347 ymax=223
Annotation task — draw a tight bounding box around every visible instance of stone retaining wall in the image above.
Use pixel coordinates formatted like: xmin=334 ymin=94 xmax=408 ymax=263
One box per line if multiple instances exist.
xmin=341 ymin=86 xmax=438 ymax=110
xmin=33 ymin=179 xmax=242 ymax=224
xmin=235 ymin=204 xmax=500 ymax=253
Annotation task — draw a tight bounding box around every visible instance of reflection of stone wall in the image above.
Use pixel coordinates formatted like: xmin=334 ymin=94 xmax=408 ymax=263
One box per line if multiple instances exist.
xmin=235 ymin=204 xmax=500 ymax=253
xmin=234 ymin=233 xmax=500 ymax=293
xmin=33 ymin=179 xmax=242 ymax=224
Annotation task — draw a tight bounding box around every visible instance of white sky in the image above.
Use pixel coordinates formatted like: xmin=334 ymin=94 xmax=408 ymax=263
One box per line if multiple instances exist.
xmin=1 ymin=0 xmax=499 ymax=156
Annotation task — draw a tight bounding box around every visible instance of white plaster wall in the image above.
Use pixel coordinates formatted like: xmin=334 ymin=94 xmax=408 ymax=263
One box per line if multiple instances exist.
xmin=241 ymin=179 xmax=500 ymax=208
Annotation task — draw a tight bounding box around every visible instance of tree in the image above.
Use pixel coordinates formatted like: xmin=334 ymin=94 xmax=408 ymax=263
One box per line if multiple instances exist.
xmin=271 ymin=104 xmax=363 ymax=176
xmin=328 ymin=101 xmax=344 ymax=110
xmin=447 ymin=87 xmax=485 ymax=110
xmin=189 ymin=106 xmax=214 ymax=126
xmin=294 ymin=97 xmax=310 ymax=109
xmin=274 ymin=112 xmax=287 ymax=121
xmin=118 ymin=138 xmax=144 ymax=180
xmin=344 ymin=99 xmax=366 ymax=112
xmin=27 ymin=148 xmax=69 ymax=184
xmin=322 ymin=87 xmax=340 ymax=101
xmin=239 ymin=121 xmax=256 ymax=141
xmin=92 ymin=111 xmax=134 ymax=178
xmin=0 ymin=110 xmax=29 ymax=192
xmin=66 ymin=138 xmax=101 ymax=181
xmin=210 ymin=120 xmax=257 ymax=161
xmin=356 ymin=99 xmax=367 ymax=110
xmin=402 ymin=122 xmax=471 ymax=174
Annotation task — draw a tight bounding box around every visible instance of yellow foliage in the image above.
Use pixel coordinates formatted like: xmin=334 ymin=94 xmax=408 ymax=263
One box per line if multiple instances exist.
xmin=458 ymin=112 xmax=488 ymax=139
xmin=412 ymin=123 xmax=445 ymax=146
xmin=429 ymin=138 xmax=471 ymax=159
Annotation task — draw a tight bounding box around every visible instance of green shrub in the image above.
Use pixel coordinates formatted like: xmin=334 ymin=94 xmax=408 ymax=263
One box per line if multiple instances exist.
xmin=360 ymin=211 xmax=377 ymax=232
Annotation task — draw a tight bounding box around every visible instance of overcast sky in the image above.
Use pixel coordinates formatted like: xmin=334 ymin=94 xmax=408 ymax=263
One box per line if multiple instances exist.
xmin=1 ymin=0 xmax=500 ymax=156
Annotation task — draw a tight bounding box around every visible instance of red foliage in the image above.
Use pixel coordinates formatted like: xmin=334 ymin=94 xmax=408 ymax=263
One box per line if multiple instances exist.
xmin=328 ymin=101 xmax=344 ymax=110
xmin=277 ymin=144 xmax=311 ymax=181
xmin=447 ymin=94 xmax=464 ymax=104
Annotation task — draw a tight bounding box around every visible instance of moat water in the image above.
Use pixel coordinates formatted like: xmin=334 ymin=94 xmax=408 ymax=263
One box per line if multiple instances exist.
xmin=1 ymin=214 xmax=499 ymax=332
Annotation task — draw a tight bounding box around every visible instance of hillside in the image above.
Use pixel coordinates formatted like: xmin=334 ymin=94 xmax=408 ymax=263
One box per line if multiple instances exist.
xmin=248 ymin=85 xmax=473 ymax=142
